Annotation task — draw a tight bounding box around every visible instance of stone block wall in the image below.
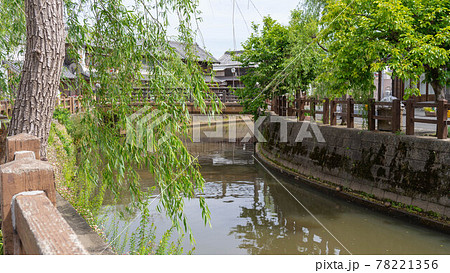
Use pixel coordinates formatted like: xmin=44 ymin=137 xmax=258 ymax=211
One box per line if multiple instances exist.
xmin=260 ymin=118 xmax=450 ymax=218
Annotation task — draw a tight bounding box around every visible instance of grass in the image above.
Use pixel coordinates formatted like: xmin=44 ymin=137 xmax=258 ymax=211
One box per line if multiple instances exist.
xmin=0 ymin=229 xmax=3 ymax=255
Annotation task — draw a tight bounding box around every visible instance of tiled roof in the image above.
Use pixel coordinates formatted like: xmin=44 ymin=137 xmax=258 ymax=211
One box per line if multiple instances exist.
xmin=168 ymin=41 xmax=219 ymax=63
xmin=217 ymin=50 xmax=243 ymax=65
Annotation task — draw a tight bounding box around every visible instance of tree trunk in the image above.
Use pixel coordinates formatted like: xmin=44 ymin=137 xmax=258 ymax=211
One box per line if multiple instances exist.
xmin=8 ymin=0 xmax=65 ymax=159
xmin=430 ymin=80 xmax=445 ymax=102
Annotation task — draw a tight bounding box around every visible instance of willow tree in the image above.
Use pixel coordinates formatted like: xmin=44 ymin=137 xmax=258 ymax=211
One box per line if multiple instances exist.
xmin=1 ymin=0 xmax=220 ymax=244
xmin=6 ymin=0 xmax=65 ymax=159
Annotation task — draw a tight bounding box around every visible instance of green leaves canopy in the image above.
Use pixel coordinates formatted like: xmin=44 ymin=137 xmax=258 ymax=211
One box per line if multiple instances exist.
xmin=320 ymin=0 xmax=450 ymax=100
xmin=236 ymin=10 xmax=322 ymax=116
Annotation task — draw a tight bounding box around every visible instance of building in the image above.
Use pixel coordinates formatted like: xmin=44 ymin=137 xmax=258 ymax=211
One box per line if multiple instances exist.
xmin=168 ymin=41 xmax=219 ymax=73
xmin=373 ymin=70 xmax=449 ymax=101
xmin=212 ymin=50 xmax=256 ymax=88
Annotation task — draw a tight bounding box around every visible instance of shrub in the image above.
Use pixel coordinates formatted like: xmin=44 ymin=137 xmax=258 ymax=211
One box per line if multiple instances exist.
xmin=0 ymin=229 xmax=3 ymax=255
xmin=53 ymin=107 xmax=71 ymax=125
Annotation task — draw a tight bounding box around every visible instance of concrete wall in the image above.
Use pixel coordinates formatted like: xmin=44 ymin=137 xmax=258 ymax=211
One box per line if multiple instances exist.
xmin=259 ymin=117 xmax=450 ymax=218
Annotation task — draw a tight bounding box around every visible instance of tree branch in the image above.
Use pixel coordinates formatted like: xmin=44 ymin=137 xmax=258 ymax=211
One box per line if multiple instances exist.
xmin=316 ymin=41 xmax=328 ymax=52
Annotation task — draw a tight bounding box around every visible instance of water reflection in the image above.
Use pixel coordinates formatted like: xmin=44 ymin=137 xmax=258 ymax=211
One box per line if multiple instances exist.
xmin=100 ymin=141 xmax=450 ymax=255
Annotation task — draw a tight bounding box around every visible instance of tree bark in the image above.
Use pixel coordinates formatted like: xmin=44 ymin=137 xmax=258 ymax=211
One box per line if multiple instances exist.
xmin=430 ymin=80 xmax=445 ymax=101
xmin=8 ymin=0 xmax=65 ymax=159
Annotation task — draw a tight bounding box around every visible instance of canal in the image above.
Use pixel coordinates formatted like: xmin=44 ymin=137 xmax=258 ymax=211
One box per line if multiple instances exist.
xmin=99 ymin=122 xmax=450 ymax=255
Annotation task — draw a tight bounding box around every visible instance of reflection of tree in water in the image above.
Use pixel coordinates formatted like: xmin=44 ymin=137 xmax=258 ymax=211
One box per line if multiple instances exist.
xmin=229 ymin=169 xmax=345 ymax=255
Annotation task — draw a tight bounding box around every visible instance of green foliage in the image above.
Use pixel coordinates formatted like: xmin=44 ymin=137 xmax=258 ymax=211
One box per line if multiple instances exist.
xmin=98 ymin=204 xmax=188 ymax=255
xmin=2 ymin=0 xmax=222 ymax=246
xmin=53 ymin=108 xmax=71 ymax=126
xmin=235 ymin=16 xmax=291 ymax=116
xmin=236 ymin=10 xmax=322 ymax=116
xmin=319 ymin=0 xmax=450 ymax=100
xmin=49 ymin=122 xmax=77 ymax=192
xmin=51 ymin=123 xmax=73 ymax=156
xmin=284 ymin=9 xmax=324 ymax=96
xmin=303 ymin=0 xmax=328 ymax=15
xmin=62 ymin=2 xmax=219 ymax=241
xmin=0 ymin=229 xmax=3 ymax=255
xmin=0 ymin=0 xmax=25 ymax=101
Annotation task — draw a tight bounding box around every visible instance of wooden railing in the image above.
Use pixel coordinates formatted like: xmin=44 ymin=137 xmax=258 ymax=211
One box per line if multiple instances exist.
xmin=58 ymin=96 xmax=82 ymax=114
xmin=0 ymin=87 xmax=243 ymax=116
xmin=405 ymin=99 xmax=449 ymax=139
xmin=0 ymin=100 xmax=13 ymax=116
xmin=367 ymin=99 xmax=402 ymax=133
xmin=296 ymin=97 xmax=330 ymax=124
xmin=0 ymin=134 xmax=88 ymax=255
xmin=272 ymin=95 xmax=449 ymax=140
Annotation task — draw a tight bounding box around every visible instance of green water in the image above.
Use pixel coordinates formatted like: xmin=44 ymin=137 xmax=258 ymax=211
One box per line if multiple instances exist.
xmin=100 ymin=141 xmax=449 ymax=254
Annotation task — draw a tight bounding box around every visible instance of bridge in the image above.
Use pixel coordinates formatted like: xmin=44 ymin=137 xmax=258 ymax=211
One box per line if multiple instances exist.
xmin=0 ymin=87 xmax=244 ymax=117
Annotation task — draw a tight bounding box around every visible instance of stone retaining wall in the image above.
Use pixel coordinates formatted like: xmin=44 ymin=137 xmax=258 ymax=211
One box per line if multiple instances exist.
xmin=259 ymin=115 xmax=450 ymax=218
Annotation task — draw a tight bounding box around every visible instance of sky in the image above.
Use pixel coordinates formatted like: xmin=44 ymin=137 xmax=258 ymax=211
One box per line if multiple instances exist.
xmin=120 ymin=0 xmax=303 ymax=59
xmin=191 ymin=0 xmax=303 ymax=58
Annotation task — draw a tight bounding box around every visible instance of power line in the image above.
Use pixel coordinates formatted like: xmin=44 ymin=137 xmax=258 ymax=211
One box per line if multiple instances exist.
xmin=235 ymin=0 xmax=251 ymax=35
xmin=232 ymin=0 xmax=236 ymax=51
xmin=253 ymin=155 xmax=353 ymax=255
xmin=249 ymin=0 xmax=263 ymax=18
xmin=250 ymin=0 xmax=356 ymax=104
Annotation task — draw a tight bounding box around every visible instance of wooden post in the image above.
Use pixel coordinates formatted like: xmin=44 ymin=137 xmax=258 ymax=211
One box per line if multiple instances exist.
xmin=70 ymin=97 xmax=74 ymax=114
xmin=278 ymin=96 xmax=282 ymax=116
xmin=75 ymin=97 xmax=79 ymax=113
xmin=323 ymin=98 xmax=330 ymax=124
xmin=347 ymin=97 xmax=354 ymax=128
xmin=272 ymin=96 xmax=277 ymax=114
xmin=378 ymin=71 xmax=382 ymax=101
xmin=436 ymin=99 xmax=448 ymax=139
xmin=0 ymin=148 xmax=56 ymax=255
xmin=391 ymin=99 xmax=401 ymax=133
xmin=271 ymin=96 xmax=276 ymax=112
xmin=330 ymin=99 xmax=337 ymax=126
xmin=6 ymin=133 xmax=41 ymax=163
xmin=311 ymin=98 xmax=316 ymax=121
xmin=368 ymin=99 xmax=374 ymax=130
xmin=272 ymin=96 xmax=278 ymax=114
xmin=368 ymin=99 xmax=375 ymax=131
xmin=299 ymin=97 xmax=306 ymax=121
xmin=287 ymin=99 xmax=294 ymax=116
xmin=406 ymin=99 xmax=415 ymax=135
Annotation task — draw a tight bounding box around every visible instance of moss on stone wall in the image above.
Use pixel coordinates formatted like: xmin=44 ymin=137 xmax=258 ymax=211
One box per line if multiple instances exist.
xmin=309 ymin=146 xmax=349 ymax=169
xmin=389 ymin=146 xmax=447 ymax=197
xmin=262 ymin=118 xmax=450 ymax=205
xmin=351 ymin=144 xmax=386 ymax=181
